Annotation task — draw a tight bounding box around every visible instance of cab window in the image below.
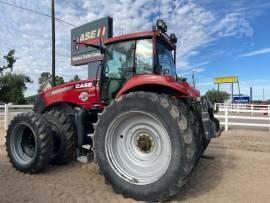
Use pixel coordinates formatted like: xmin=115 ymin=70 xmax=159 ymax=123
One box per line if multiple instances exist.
xmin=157 ymin=43 xmax=176 ymax=77
xmin=135 ymin=39 xmax=153 ymax=74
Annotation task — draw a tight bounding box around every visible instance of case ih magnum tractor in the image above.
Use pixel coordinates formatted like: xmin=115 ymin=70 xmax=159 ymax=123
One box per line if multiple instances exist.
xmin=5 ymin=19 xmax=222 ymax=201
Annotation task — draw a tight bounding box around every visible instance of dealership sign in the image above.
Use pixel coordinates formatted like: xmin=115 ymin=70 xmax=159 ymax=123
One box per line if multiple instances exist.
xmin=71 ymin=17 xmax=113 ymax=66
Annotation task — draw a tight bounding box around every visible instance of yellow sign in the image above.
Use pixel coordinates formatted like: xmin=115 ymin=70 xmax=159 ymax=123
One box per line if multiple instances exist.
xmin=214 ymin=76 xmax=238 ymax=84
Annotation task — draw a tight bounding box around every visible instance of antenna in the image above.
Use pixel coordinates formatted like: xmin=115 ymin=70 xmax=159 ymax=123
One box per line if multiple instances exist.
xmin=158 ymin=0 xmax=161 ymax=19
xmin=192 ymin=71 xmax=196 ymax=88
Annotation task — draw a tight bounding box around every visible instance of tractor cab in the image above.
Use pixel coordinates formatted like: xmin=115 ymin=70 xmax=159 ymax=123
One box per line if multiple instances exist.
xmin=99 ymin=20 xmax=178 ymax=102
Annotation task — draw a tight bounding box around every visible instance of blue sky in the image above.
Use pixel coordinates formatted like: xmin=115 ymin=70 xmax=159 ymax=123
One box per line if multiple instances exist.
xmin=0 ymin=0 xmax=269 ymax=100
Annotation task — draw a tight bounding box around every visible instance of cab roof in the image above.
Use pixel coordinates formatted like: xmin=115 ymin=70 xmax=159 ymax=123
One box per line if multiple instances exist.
xmin=104 ymin=30 xmax=176 ymax=50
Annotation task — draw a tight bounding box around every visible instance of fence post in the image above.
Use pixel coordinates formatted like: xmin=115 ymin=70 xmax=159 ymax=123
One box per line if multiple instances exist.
xmin=251 ymin=104 xmax=254 ymax=116
xmin=4 ymin=104 xmax=9 ymax=131
xmin=225 ymin=107 xmax=229 ymax=131
xmin=268 ymin=106 xmax=270 ymax=132
xmin=237 ymin=103 xmax=240 ymax=114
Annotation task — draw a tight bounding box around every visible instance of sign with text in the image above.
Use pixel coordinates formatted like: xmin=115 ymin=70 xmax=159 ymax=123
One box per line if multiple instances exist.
xmin=214 ymin=76 xmax=238 ymax=84
xmin=71 ymin=17 xmax=113 ymax=66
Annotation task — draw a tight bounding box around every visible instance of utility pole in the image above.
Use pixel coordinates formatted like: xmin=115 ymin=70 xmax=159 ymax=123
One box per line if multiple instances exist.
xmin=51 ymin=0 xmax=56 ymax=86
xmin=263 ymin=88 xmax=265 ymax=101
xmin=192 ymin=71 xmax=195 ymax=89
xmin=250 ymin=87 xmax=253 ymax=103
xmin=231 ymin=83 xmax=234 ymax=103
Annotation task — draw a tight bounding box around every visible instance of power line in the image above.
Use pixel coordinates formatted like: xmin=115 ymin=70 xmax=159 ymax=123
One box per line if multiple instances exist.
xmin=0 ymin=0 xmax=76 ymax=27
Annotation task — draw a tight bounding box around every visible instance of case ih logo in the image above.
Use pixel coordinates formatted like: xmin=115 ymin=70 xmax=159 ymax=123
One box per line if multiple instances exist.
xmin=71 ymin=17 xmax=113 ymax=66
xmin=79 ymin=27 xmax=106 ymax=43
xmin=74 ymin=26 xmax=107 ymax=51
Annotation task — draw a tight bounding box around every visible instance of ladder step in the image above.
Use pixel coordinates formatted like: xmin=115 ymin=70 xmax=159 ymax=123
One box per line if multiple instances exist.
xmin=82 ymin=144 xmax=91 ymax=150
xmin=77 ymin=156 xmax=88 ymax=163
xmin=87 ymin=133 xmax=94 ymax=138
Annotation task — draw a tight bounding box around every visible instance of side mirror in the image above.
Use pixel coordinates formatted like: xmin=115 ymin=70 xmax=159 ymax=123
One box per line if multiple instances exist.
xmin=73 ymin=37 xmax=80 ymax=51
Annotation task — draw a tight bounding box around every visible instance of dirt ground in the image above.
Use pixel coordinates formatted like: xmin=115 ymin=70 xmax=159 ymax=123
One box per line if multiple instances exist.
xmin=1 ymin=129 xmax=270 ymax=203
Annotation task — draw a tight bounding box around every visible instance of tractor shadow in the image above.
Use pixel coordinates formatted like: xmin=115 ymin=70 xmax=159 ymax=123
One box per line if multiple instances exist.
xmin=172 ymin=140 xmax=237 ymax=202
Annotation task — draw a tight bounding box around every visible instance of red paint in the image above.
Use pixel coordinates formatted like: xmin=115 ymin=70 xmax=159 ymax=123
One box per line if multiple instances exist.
xmin=40 ymin=79 xmax=101 ymax=109
xmin=105 ymin=31 xmax=154 ymax=44
xmin=41 ymin=29 xmax=200 ymax=110
xmin=116 ymin=75 xmax=200 ymax=98
xmin=40 ymin=75 xmax=199 ymax=111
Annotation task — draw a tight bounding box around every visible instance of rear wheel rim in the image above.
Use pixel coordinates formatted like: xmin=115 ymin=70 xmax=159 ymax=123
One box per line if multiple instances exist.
xmin=105 ymin=111 xmax=172 ymax=185
xmin=10 ymin=123 xmax=37 ymax=165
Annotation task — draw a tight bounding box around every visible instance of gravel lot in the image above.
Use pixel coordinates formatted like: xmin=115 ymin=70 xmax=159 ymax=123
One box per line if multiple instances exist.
xmin=1 ymin=128 xmax=270 ymax=202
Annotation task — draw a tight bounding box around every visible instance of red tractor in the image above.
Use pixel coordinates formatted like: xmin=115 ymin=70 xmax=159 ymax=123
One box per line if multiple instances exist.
xmin=5 ymin=19 xmax=222 ymax=201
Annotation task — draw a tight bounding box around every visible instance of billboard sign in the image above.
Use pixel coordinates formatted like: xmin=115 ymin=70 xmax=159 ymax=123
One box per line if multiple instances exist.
xmin=71 ymin=17 xmax=113 ymax=66
xmin=214 ymin=76 xmax=238 ymax=84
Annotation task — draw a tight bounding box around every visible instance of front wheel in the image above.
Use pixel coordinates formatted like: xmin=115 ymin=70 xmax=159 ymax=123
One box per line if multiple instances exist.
xmin=94 ymin=92 xmax=196 ymax=201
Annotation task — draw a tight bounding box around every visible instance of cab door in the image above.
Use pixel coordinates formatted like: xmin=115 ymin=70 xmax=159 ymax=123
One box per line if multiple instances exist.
xmin=101 ymin=40 xmax=135 ymax=102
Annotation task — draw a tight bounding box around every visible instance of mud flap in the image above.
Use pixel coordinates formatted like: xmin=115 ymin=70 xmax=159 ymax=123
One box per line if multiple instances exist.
xmin=75 ymin=109 xmax=88 ymax=146
xmin=200 ymin=98 xmax=223 ymax=139
xmin=201 ymin=112 xmax=216 ymax=139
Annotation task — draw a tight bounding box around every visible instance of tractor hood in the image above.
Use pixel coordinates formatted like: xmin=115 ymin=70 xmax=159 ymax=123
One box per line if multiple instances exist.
xmin=34 ymin=79 xmax=100 ymax=113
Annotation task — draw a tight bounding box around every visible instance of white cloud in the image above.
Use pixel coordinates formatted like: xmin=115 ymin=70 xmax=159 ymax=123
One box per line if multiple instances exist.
xmin=214 ymin=12 xmax=254 ymax=37
xmin=0 ymin=0 xmax=257 ymax=96
xmin=239 ymin=48 xmax=270 ymax=57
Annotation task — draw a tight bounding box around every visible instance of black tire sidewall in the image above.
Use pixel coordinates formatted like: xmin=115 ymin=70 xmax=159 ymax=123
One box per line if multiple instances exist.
xmin=43 ymin=110 xmax=76 ymax=164
xmin=6 ymin=113 xmax=52 ymax=172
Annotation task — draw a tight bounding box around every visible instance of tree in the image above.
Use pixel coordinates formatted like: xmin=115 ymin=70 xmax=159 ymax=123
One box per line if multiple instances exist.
xmin=0 ymin=73 xmax=32 ymax=104
xmin=69 ymin=74 xmax=80 ymax=82
xmin=38 ymin=72 xmax=64 ymax=92
xmin=205 ymin=89 xmax=230 ymax=104
xmin=0 ymin=49 xmax=18 ymax=74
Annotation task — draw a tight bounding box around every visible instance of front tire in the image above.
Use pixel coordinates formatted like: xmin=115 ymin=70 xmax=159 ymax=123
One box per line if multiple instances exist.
xmin=5 ymin=112 xmax=53 ymax=173
xmin=94 ymin=92 xmax=196 ymax=201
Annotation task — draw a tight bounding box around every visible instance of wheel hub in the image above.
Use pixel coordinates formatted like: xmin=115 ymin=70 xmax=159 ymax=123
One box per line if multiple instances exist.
xmin=136 ymin=133 xmax=154 ymax=153
xmin=21 ymin=132 xmax=35 ymax=157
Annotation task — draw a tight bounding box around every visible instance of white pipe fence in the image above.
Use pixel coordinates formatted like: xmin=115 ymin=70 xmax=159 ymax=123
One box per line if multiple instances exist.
xmin=0 ymin=104 xmax=33 ymax=130
xmin=1 ymin=103 xmax=270 ymax=132
xmin=214 ymin=105 xmax=270 ymax=132
xmin=215 ymin=103 xmax=270 ymax=115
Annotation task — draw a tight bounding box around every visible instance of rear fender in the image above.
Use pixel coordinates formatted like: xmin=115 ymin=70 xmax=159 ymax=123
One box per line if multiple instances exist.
xmin=116 ymin=75 xmax=200 ymax=98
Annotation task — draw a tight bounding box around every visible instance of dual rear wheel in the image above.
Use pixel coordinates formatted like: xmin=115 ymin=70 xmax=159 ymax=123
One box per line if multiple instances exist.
xmin=6 ymin=110 xmax=76 ymax=173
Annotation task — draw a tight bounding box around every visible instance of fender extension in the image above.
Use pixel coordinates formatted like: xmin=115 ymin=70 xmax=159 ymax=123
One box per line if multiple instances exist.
xmin=200 ymin=98 xmax=223 ymax=139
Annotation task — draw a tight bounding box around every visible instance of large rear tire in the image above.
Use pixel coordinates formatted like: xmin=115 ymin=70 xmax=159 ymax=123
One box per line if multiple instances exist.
xmin=5 ymin=112 xmax=53 ymax=173
xmin=94 ymin=92 xmax=196 ymax=201
xmin=43 ymin=110 xmax=76 ymax=165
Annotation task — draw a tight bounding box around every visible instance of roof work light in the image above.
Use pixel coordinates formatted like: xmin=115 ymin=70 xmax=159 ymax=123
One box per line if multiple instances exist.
xmin=156 ymin=19 xmax=167 ymax=33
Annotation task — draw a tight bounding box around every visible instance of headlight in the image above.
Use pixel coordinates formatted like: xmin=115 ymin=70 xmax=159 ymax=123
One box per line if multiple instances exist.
xmin=169 ymin=33 xmax=178 ymax=43
xmin=156 ymin=19 xmax=167 ymax=33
